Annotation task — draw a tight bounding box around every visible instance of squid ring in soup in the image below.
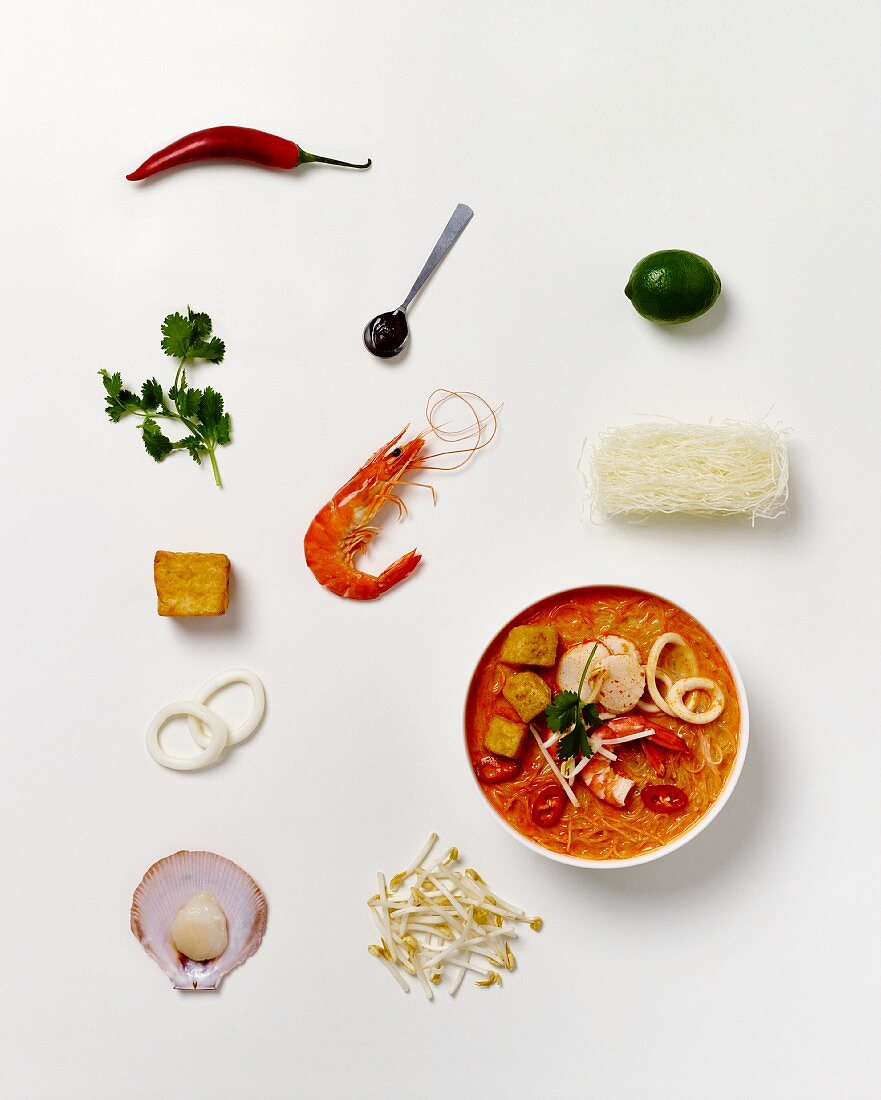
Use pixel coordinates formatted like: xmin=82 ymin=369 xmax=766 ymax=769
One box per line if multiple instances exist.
xmin=465 ymin=586 xmax=745 ymax=866
xmin=646 ymin=632 xmax=692 ymax=716
xmin=666 ymin=677 xmax=725 ymax=724
xmin=637 ymin=669 xmax=673 ymax=713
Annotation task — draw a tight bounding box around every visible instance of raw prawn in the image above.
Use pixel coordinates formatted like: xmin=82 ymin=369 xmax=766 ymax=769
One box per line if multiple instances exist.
xmin=303 ymin=391 xmax=497 ymax=600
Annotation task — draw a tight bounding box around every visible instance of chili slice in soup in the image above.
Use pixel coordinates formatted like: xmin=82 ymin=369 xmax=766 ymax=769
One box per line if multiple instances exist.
xmin=642 ymin=785 xmax=688 ymax=814
xmin=477 ymin=754 xmax=520 ymax=784
xmin=465 ymin=586 xmax=740 ymax=862
xmin=531 ymin=785 xmax=567 ymax=828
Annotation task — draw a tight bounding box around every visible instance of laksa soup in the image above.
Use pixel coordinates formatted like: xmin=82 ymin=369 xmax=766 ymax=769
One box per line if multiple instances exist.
xmin=465 ymin=587 xmax=743 ymax=863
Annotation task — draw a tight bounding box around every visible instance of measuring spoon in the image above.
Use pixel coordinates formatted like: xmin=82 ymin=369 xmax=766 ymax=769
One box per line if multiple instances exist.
xmin=363 ymin=203 xmax=474 ymax=358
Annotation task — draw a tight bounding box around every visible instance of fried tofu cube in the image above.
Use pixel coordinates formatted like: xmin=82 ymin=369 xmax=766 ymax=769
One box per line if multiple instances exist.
xmin=502 ymin=670 xmax=551 ymax=723
xmin=499 ymin=625 xmax=558 ymax=667
xmin=154 ymin=551 xmax=231 ymax=617
xmin=483 ymin=715 xmax=527 ymax=759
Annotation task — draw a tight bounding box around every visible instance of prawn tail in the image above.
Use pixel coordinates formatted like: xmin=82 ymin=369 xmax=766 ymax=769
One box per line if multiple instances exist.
xmin=375 ymin=549 xmax=422 ymax=595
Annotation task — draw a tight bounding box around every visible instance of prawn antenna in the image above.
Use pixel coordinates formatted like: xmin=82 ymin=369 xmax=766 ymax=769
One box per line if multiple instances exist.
xmin=418 ymin=389 xmax=500 ymax=470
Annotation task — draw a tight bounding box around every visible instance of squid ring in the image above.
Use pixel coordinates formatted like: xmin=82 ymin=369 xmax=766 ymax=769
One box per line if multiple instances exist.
xmin=188 ymin=668 xmax=266 ymax=749
xmin=646 ymin=633 xmax=692 ymax=717
xmin=666 ymin=677 xmax=725 ymax=725
xmin=636 ymin=669 xmax=673 ymax=713
xmin=147 ymin=701 xmax=228 ymax=772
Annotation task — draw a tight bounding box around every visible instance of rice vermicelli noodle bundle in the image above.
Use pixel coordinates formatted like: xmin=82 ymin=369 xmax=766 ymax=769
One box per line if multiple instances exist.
xmin=585 ymin=420 xmax=789 ymax=521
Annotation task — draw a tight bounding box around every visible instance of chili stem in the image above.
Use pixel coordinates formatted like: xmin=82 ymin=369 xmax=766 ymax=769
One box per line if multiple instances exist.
xmin=298 ymin=149 xmax=371 ymax=170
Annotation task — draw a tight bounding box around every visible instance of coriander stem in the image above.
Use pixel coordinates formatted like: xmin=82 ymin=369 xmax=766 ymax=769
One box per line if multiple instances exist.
xmin=207 ymin=447 xmax=222 ymax=488
xmin=576 ymin=643 xmax=600 ymax=700
xmin=172 ymin=359 xmax=196 ymax=431
xmin=130 ymin=408 xmax=203 ymax=437
xmin=130 ymin=410 xmax=178 ymax=423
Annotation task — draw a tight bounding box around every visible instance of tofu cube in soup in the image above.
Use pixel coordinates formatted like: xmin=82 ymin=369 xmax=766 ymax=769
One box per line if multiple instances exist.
xmin=499 ymin=625 xmax=558 ymax=667
xmin=502 ymin=670 xmax=551 ymax=722
xmin=154 ymin=551 xmax=231 ymax=617
xmin=484 ymin=715 xmax=527 ymax=759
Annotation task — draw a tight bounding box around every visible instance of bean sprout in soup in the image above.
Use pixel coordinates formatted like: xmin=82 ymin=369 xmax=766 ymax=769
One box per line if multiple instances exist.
xmin=465 ymin=587 xmax=740 ymax=861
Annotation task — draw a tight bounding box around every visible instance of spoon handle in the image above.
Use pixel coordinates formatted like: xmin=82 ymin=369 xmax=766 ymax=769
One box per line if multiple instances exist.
xmin=400 ymin=203 xmax=473 ymax=312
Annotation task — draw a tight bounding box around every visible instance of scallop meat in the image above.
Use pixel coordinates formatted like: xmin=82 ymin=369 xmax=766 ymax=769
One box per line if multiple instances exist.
xmin=131 ymin=850 xmax=267 ymax=990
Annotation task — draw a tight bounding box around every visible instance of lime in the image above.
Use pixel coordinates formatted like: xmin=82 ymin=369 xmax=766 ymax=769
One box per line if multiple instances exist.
xmin=625 ymin=249 xmax=721 ymax=324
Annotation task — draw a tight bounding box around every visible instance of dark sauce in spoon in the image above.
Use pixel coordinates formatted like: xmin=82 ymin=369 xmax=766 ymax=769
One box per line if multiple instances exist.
xmin=363 ymin=309 xmax=409 ymax=358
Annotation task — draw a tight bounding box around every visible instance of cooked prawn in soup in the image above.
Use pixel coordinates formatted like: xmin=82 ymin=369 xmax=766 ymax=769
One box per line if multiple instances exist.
xmin=465 ymin=587 xmax=741 ymax=861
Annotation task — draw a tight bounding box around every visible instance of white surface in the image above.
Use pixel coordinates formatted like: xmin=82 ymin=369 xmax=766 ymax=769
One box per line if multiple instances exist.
xmin=1 ymin=2 xmax=879 ymax=1097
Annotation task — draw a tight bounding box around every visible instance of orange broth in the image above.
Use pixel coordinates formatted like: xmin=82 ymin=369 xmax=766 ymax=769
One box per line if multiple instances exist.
xmin=465 ymin=587 xmax=741 ymax=861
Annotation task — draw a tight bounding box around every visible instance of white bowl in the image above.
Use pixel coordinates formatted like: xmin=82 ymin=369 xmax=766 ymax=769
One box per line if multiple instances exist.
xmin=463 ymin=585 xmax=749 ymax=869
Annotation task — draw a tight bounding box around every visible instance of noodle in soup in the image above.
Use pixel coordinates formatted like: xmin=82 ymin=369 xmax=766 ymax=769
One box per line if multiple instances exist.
xmin=465 ymin=587 xmax=741 ymax=861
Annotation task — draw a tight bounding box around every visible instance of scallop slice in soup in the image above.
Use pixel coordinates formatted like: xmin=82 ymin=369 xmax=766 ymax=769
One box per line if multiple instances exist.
xmin=557 ymin=641 xmax=610 ymax=701
xmin=601 ymin=634 xmax=642 ymax=661
xmin=598 ymin=653 xmax=645 ymax=713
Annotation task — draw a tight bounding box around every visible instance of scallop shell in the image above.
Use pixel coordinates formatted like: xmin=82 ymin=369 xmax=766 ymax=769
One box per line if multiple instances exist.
xmin=131 ymin=851 xmax=267 ymax=990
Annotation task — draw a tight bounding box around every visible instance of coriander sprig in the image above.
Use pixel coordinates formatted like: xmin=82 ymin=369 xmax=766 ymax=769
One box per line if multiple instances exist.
xmin=545 ymin=644 xmax=606 ymax=760
xmin=100 ymin=307 xmax=231 ymax=487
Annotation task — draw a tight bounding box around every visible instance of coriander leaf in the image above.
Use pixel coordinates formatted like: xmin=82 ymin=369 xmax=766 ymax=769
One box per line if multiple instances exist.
xmin=187 ymin=308 xmax=212 ymax=339
xmin=141 ymin=418 xmax=173 ymax=462
xmin=100 ymin=371 xmax=140 ymax=420
xmin=548 ymin=687 xmax=586 ymax=761
xmin=557 ymin=702 xmax=605 ymax=761
xmin=174 ymin=435 xmax=204 ymax=464
xmin=160 ymin=312 xmax=193 ymax=358
xmin=183 ymin=388 xmax=203 ymax=419
xmin=557 ymin=724 xmax=581 ymax=760
xmin=213 ymin=413 xmax=231 ymax=446
xmin=140 ymin=378 xmax=163 ymax=411
xmin=102 ymin=307 xmax=230 ymax=487
xmin=558 ymin=715 xmax=596 ymax=762
xmin=192 ymin=336 xmax=225 ymax=363
xmin=546 ymin=690 xmax=580 ymax=733
xmin=198 ymin=387 xmax=224 ymax=429
xmin=101 ymin=370 xmax=122 ymax=398
xmin=582 ymin=703 xmax=602 ymax=729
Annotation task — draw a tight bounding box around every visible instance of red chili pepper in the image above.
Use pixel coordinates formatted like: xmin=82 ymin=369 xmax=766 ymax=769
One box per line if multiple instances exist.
xmin=126 ymin=126 xmax=371 ymax=181
xmin=642 ymin=784 xmax=688 ymax=814
xmin=493 ymin=698 xmax=524 ymax=724
xmin=477 ymin=754 xmax=520 ymax=784
xmin=530 ymin=784 xmax=567 ymax=828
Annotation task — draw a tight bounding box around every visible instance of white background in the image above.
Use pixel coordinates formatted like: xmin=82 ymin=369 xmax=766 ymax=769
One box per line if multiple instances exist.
xmin=1 ymin=2 xmax=879 ymax=1097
